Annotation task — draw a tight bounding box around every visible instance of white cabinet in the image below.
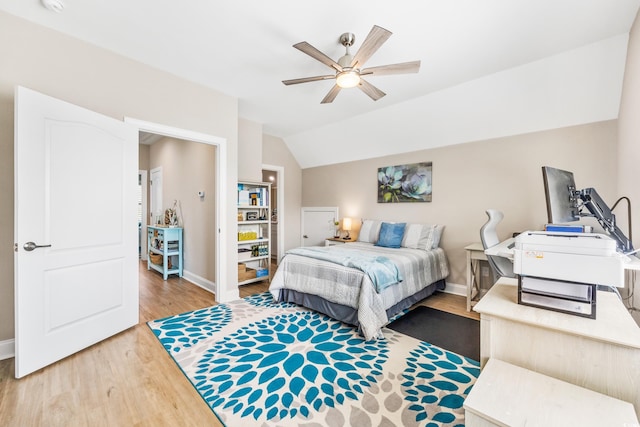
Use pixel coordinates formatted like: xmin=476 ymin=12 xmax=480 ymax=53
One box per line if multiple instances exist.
xmin=237 ymin=181 xmax=271 ymax=285
xmin=474 ymin=279 xmax=640 ymax=415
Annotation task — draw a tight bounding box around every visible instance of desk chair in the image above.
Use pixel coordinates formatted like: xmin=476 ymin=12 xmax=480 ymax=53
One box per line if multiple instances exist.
xmin=480 ymin=209 xmax=516 ymax=283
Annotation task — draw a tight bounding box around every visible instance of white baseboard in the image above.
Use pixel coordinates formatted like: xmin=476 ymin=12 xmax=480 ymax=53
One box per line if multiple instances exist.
xmin=443 ymin=281 xmax=466 ymax=296
xmin=0 ymin=339 xmax=15 ymax=361
xmin=182 ymin=270 xmax=216 ymax=295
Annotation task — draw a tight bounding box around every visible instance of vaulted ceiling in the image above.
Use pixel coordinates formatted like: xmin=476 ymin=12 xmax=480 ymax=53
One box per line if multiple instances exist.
xmin=1 ymin=0 xmax=638 ymax=167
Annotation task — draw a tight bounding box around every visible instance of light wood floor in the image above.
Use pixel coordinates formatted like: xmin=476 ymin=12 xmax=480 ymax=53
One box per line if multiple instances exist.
xmin=0 ymin=261 xmax=476 ymax=426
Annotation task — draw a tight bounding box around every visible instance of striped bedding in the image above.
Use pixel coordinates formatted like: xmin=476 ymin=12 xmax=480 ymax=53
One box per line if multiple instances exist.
xmin=269 ymin=242 xmax=449 ymax=340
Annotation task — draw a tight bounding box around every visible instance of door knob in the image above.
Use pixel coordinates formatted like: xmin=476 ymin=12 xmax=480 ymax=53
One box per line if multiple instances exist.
xmin=23 ymin=242 xmax=52 ymax=251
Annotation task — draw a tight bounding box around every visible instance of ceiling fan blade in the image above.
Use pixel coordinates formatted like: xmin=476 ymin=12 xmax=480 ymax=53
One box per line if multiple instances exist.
xmin=293 ymin=42 xmax=342 ymax=72
xmin=358 ymin=79 xmax=386 ymax=101
xmin=349 ymin=25 xmax=392 ymax=69
xmin=321 ymin=84 xmax=342 ymax=104
xmin=282 ymin=75 xmax=335 ymax=85
xmin=361 ymin=60 xmax=421 ymax=76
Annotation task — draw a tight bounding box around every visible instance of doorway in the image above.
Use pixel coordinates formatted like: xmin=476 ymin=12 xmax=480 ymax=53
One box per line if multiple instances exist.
xmin=262 ymin=165 xmax=284 ymax=263
xmin=127 ymin=118 xmax=229 ymax=301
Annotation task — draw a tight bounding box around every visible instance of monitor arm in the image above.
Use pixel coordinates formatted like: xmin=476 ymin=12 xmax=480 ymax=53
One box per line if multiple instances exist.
xmin=576 ymin=187 xmax=634 ymax=253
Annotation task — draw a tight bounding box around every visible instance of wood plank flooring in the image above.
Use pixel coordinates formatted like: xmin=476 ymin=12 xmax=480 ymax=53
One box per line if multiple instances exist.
xmin=0 ymin=261 xmax=476 ymax=426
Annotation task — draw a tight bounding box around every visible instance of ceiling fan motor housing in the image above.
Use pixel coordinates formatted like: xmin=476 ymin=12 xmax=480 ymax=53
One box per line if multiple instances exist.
xmin=339 ymin=32 xmax=356 ymax=47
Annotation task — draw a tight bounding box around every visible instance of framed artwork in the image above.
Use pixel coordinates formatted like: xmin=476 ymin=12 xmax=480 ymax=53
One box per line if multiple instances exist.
xmin=377 ymin=162 xmax=432 ymax=203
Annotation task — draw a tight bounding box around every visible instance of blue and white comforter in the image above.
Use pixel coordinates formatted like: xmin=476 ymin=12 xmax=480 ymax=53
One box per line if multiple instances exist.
xmin=269 ymin=242 xmax=449 ymax=340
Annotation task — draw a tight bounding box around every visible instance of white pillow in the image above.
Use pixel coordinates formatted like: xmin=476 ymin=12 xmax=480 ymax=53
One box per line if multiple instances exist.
xmin=431 ymin=224 xmax=444 ymax=248
xmin=401 ymin=223 xmax=443 ymax=250
xmin=357 ymin=220 xmax=382 ymax=243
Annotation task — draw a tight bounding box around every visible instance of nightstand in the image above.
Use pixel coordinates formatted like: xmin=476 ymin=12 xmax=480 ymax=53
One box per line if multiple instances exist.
xmin=325 ymin=237 xmax=356 ymax=246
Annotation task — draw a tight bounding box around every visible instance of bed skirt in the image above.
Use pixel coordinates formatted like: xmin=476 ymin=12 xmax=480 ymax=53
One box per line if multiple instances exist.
xmin=276 ymin=278 xmax=446 ymax=328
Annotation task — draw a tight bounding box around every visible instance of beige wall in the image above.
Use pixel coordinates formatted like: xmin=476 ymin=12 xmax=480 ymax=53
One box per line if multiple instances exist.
xmin=262 ymin=134 xmax=303 ymax=255
xmin=238 ymin=118 xmax=263 ymax=182
xmin=139 ymin=144 xmax=151 ymax=171
xmin=0 ymin=11 xmax=238 ymax=342
xmin=618 ymin=10 xmax=640 ymax=312
xmin=302 ymin=121 xmax=618 ymax=288
xmin=619 ymin=10 xmax=640 ymax=250
xmin=148 ymin=137 xmax=217 ymax=281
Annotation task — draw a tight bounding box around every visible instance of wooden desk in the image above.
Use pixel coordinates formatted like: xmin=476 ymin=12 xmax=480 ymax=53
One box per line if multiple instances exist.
xmin=465 ymin=243 xmax=488 ymax=311
xmin=474 ymin=279 xmax=640 ymax=416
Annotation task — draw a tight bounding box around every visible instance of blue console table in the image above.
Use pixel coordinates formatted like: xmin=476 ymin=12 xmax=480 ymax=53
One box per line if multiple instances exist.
xmin=147 ymin=226 xmax=183 ymax=280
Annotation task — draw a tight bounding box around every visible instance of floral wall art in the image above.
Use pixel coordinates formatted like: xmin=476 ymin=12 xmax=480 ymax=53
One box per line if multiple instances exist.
xmin=377 ymin=162 xmax=432 ymax=203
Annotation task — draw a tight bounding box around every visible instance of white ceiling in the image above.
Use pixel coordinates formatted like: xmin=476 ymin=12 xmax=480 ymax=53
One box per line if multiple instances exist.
xmin=1 ymin=0 xmax=638 ymax=167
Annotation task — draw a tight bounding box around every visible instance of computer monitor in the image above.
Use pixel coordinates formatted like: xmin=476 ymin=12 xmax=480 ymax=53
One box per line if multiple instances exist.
xmin=541 ymin=165 xmax=634 ymax=253
xmin=542 ymin=166 xmax=579 ymax=224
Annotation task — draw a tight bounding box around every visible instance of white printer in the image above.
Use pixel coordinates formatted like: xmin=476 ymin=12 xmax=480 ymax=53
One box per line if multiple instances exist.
xmin=512 ymin=231 xmax=627 ymax=318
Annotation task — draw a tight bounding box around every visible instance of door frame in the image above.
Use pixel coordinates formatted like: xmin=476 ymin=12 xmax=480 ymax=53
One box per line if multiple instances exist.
xmin=149 ymin=166 xmax=163 ymax=226
xmin=125 ymin=118 xmax=228 ymax=300
xmin=139 ymin=169 xmax=148 ymax=261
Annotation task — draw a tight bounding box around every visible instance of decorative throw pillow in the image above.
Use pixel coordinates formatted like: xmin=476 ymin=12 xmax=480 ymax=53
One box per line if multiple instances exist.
xmin=376 ymin=222 xmax=406 ymax=248
xmin=358 ymin=219 xmax=382 ymax=243
xmin=401 ymin=223 xmax=443 ymax=250
xmin=401 ymin=223 xmax=433 ymax=250
xmin=431 ymin=225 xmax=444 ymax=249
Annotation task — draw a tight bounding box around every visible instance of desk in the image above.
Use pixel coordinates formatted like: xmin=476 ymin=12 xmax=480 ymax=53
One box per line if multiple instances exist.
xmin=465 ymin=243 xmax=487 ymax=311
xmin=474 ymin=279 xmax=640 ymax=416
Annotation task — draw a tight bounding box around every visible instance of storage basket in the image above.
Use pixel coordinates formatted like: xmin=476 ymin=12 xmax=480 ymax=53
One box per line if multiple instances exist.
xmin=150 ymin=253 xmax=172 ymax=268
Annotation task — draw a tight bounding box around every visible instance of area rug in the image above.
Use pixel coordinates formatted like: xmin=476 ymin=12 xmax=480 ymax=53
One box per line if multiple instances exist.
xmin=387 ymin=306 xmax=480 ymax=362
xmin=148 ymin=293 xmax=480 ymax=426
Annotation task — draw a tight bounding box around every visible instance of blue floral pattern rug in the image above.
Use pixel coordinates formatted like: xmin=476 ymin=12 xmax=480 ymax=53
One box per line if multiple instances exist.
xmin=148 ymin=293 xmax=479 ymax=426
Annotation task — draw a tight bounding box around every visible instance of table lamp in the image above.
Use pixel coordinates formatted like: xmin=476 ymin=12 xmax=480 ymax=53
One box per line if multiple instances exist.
xmin=343 ymin=217 xmax=352 ymax=239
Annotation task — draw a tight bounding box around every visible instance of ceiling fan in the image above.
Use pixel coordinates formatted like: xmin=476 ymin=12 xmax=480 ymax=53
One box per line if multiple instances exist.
xmin=282 ymin=25 xmax=420 ymax=104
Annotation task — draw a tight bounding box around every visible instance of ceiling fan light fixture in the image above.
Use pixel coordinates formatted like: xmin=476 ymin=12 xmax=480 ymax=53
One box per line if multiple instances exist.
xmin=336 ymin=70 xmax=360 ymax=88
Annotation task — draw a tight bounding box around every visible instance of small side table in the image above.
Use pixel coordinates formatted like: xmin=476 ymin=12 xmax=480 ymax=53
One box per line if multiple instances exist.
xmin=325 ymin=237 xmax=356 ymax=246
xmin=464 ymin=242 xmax=488 ymax=311
xmin=148 ymin=226 xmax=184 ymax=280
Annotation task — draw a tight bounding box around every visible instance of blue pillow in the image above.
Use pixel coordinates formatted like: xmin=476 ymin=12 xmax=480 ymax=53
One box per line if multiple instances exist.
xmin=375 ymin=222 xmax=406 ymax=248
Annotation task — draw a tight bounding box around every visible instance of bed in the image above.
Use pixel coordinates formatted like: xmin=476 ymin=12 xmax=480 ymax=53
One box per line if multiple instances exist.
xmin=269 ymin=221 xmax=449 ymax=340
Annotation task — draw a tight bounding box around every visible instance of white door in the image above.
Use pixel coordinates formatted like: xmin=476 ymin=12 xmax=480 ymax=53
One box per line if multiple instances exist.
xmin=150 ymin=166 xmax=163 ymax=225
xmin=301 ymin=207 xmax=339 ymax=247
xmin=14 ymin=86 xmax=139 ymax=378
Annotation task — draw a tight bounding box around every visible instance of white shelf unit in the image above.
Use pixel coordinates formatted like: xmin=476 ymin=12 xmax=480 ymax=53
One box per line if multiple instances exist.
xmin=237 ymin=181 xmax=271 ymax=285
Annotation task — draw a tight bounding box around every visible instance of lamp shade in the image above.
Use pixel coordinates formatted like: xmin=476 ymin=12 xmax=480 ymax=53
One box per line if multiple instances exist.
xmin=343 ymin=217 xmax=352 ymax=231
xmin=336 ymin=71 xmax=360 ymax=88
